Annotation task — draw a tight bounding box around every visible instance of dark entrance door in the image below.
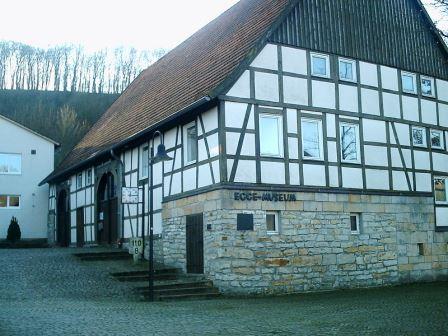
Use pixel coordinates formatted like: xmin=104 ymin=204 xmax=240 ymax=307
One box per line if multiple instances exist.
xmin=56 ymin=190 xmax=70 ymax=247
xmin=76 ymin=207 xmax=84 ymax=247
xmin=97 ymin=172 xmax=118 ymax=245
xmin=186 ymin=214 xmax=204 ymax=274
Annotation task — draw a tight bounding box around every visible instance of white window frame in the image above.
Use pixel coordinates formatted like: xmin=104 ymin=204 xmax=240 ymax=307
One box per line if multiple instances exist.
xmin=434 ymin=177 xmax=448 ymax=205
xmin=76 ymin=173 xmax=83 ymax=189
xmin=266 ymin=211 xmax=279 ymax=235
xmin=338 ymin=58 xmax=357 ymax=82
xmin=0 ymin=153 xmax=22 ymax=175
xmin=350 ymin=213 xmax=361 ymax=234
xmin=301 ymin=118 xmax=324 ymax=160
xmin=259 ymin=113 xmax=284 ymax=157
xmin=311 ymin=53 xmax=330 ymax=78
xmin=421 ymin=76 xmax=435 ymax=97
xmin=87 ymin=169 xmax=92 ymax=185
xmin=430 ymin=129 xmax=445 ymax=150
xmin=339 ymin=122 xmax=361 ymax=164
xmin=0 ymin=195 xmax=21 ymax=209
xmin=184 ymin=121 xmax=198 ymax=166
xmin=401 ymin=72 xmax=417 ymax=94
xmin=140 ymin=145 xmax=149 ymax=179
xmin=412 ymin=126 xmax=427 ymax=148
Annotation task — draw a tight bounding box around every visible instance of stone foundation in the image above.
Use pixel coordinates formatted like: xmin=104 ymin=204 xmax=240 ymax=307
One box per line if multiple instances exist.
xmin=162 ymin=189 xmax=448 ymax=294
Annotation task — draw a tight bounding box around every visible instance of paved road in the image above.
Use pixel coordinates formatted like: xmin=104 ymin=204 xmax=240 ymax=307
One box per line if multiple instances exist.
xmin=0 ymin=248 xmax=447 ymax=335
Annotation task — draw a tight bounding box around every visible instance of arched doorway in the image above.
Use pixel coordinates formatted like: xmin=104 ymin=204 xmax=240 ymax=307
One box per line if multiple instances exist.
xmin=56 ymin=190 xmax=70 ymax=247
xmin=97 ymin=172 xmax=118 ymax=245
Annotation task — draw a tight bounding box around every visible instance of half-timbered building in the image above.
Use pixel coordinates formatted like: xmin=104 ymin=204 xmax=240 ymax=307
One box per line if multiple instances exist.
xmin=42 ymin=0 xmax=448 ymax=293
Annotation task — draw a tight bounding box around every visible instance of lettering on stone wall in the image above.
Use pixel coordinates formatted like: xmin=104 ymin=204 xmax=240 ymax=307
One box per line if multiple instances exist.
xmin=234 ymin=192 xmax=297 ymax=202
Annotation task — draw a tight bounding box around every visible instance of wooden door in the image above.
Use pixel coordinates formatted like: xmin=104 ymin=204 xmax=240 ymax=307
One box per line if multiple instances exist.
xmin=186 ymin=214 xmax=204 ymax=274
xmin=76 ymin=207 xmax=84 ymax=247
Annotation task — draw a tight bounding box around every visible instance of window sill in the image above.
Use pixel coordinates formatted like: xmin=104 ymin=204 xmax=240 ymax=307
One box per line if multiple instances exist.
xmin=267 ymin=231 xmax=279 ymax=235
xmin=184 ymin=160 xmax=197 ymax=168
xmin=339 ymin=77 xmax=357 ymax=84
xmin=303 ymin=157 xmax=324 ymax=162
xmin=311 ymin=73 xmax=330 ymax=79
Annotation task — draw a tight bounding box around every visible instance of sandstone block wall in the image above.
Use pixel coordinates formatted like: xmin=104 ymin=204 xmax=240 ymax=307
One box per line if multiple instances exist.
xmin=162 ymin=190 xmax=448 ymax=294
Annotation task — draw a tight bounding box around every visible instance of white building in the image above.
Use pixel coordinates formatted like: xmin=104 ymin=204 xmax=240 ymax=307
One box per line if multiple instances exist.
xmin=0 ymin=115 xmax=58 ymax=240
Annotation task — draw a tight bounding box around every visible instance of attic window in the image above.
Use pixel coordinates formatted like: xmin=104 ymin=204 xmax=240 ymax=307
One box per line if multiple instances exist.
xmin=421 ymin=76 xmax=435 ymax=97
xmin=311 ymin=53 xmax=330 ymax=78
xmin=402 ymin=72 xmax=417 ymax=94
xmin=31 ymin=149 xmax=37 ymax=155
xmin=339 ymin=58 xmax=356 ymax=82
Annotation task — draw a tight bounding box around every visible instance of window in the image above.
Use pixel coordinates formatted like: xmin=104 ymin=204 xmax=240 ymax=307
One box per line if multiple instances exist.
xmin=340 ymin=123 xmax=361 ymax=163
xmin=259 ymin=114 xmax=283 ymax=157
xmin=0 ymin=195 xmax=21 ymax=209
xmin=31 ymin=149 xmax=36 ymax=155
xmin=401 ymin=72 xmax=417 ymax=94
xmin=185 ymin=122 xmax=198 ymax=165
xmin=431 ymin=130 xmax=444 ymax=150
xmin=301 ymin=118 xmax=323 ymax=160
xmin=339 ymin=58 xmax=356 ymax=82
xmin=0 ymin=153 xmax=21 ymax=174
xmin=76 ymin=173 xmax=83 ymax=189
xmin=350 ymin=214 xmax=360 ymax=234
xmin=412 ymin=127 xmax=427 ymax=147
xmin=434 ymin=177 xmax=447 ymax=204
xmin=266 ymin=211 xmax=279 ymax=234
xmin=421 ymin=76 xmax=435 ymax=97
xmin=140 ymin=146 xmax=149 ymax=178
xmin=311 ymin=53 xmax=330 ymax=78
xmin=87 ymin=169 xmax=92 ymax=185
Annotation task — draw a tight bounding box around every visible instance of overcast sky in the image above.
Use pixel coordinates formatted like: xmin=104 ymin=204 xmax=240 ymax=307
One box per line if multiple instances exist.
xmin=0 ymin=0 xmax=444 ymax=51
xmin=0 ymin=0 xmax=240 ymax=51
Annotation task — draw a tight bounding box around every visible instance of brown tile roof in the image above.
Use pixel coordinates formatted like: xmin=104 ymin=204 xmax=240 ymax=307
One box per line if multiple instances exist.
xmin=45 ymin=0 xmax=292 ymax=183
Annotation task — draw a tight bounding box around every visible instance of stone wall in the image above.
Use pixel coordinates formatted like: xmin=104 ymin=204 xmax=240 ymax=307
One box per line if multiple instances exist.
xmin=162 ymin=189 xmax=448 ymax=294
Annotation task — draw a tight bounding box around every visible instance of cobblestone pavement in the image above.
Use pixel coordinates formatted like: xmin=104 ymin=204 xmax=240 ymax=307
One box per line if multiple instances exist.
xmin=0 ymin=248 xmax=447 ymax=336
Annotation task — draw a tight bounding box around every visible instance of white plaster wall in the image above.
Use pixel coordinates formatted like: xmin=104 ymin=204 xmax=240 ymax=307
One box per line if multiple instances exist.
xmin=312 ymin=81 xmax=335 ymax=109
xmin=433 ymin=153 xmax=448 ymax=172
xmin=363 ymin=119 xmax=387 ymax=143
xmin=365 ymin=169 xmax=389 ymax=190
xmin=289 ymin=163 xmax=300 ymax=185
xmin=380 ymin=66 xmax=398 ymax=91
xmin=364 ymin=146 xmax=388 ymax=166
xmin=326 ymin=114 xmax=336 ymax=138
xmin=359 ymin=62 xmax=378 ymax=87
xmin=361 ymin=89 xmax=380 ymax=116
xmin=339 ymin=84 xmax=358 ymax=112
xmin=436 ymin=79 xmax=448 ymax=102
xmin=421 ymin=99 xmax=437 ymax=125
xmin=183 ymin=167 xmax=196 ymax=192
xmin=383 ymin=93 xmax=401 ymax=119
xmin=402 ymin=96 xmax=419 ymax=122
xmin=342 ymin=167 xmax=363 ymax=189
xmin=255 ymin=72 xmax=279 ymax=102
xmin=328 ymin=166 xmax=339 ymax=187
xmin=282 ymin=47 xmax=307 ymax=75
xmin=226 ymin=70 xmax=250 ymax=98
xmin=261 ymin=162 xmax=285 ymax=184
xmin=251 ymin=44 xmax=278 ymax=71
xmin=415 ymin=173 xmax=432 ymax=192
xmin=0 ymin=118 xmax=56 ymax=239
xmin=439 ymin=103 xmax=448 ymax=127
xmin=283 ymin=76 xmax=308 ymax=105
xmin=303 ymin=164 xmax=326 ymax=186
xmin=392 ymin=171 xmax=409 ymax=191
xmin=414 ymin=151 xmax=431 ymax=170
xmin=436 ymin=207 xmax=448 ymax=227
xmin=287 ymin=109 xmax=298 ymax=134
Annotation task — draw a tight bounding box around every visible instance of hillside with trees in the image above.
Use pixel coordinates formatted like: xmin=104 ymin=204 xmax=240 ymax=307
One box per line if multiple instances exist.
xmin=0 ymin=41 xmax=167 ymax=166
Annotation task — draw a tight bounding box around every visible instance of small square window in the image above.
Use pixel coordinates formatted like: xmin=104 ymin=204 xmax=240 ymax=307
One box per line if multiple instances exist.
xmin=434 ymin=177 xmax=447 ymax=204
xmin=421 ymin=76 xmax=434 ymax=97
xmin=9 ymin=196 xmax=20 ymax=208
xmin=431 ymin=130 xmax=444 ymax=150
xmin=340 ymin=123 xmax=361 ymax=163
xmin=76 ymin=173 xmax=83 ymax=189
xmin=402 ymin=72 xmax=417 ymax=94
xmin=311 ymin=53 xmax=330 ymax=78
xmin=266 ymin=211 xmax=279 ymax=234
xmin=350 ymin=214 xmax=361 ymax=234
xmin=412 ymin=127 xmax=427 ymax=147
xmin=31 ymin=149 xmax=36 ymax=155
xmin=0 ymin=195 xmax=6 ymax=208
xmin=339 ymin=58 xmax=356 ymax=82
